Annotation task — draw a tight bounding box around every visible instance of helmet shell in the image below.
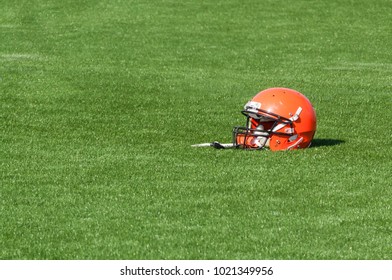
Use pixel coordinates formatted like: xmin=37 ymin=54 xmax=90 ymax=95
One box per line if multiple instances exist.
xmin=237 ymin=88 xmax=317 ymax=151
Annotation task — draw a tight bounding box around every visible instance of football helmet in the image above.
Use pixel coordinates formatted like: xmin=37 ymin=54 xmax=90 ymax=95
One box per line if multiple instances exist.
xmin=233 ymin=88 xmax=317 ymax=151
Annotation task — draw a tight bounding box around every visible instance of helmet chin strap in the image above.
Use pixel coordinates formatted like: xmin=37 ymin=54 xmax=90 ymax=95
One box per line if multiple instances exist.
xmin=264 ymin=138 xmax=271 ymax=148
xmin=253 ymin=125 xmax=270 ymax=148
xmin=286 ymin=137 xmax=304 ymax=150
xmin=272 ymin=107 xmax=302 ymax=133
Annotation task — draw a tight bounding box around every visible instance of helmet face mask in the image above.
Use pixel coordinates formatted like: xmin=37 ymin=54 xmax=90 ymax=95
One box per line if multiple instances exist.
xmin=233 ymin=88 xmax=317 ymax=151
xmin=233 ymin=110 xmax=295 ymax=150
xmin=233 ymin=126 xmax=271 ymax=150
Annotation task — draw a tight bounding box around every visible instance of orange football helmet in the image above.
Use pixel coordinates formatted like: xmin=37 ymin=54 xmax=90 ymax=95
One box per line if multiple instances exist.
xmin=233 ymin=88 xmax=317 ymax=151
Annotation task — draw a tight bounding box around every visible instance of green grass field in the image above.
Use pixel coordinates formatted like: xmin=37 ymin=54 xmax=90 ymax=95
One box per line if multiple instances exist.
xmin=1 ymin=0 xmax=391 ymax=259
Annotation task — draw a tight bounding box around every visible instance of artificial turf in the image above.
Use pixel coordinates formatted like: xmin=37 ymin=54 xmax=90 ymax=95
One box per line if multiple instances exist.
xmin=1 ymin=0 xmax=391 ymax=259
